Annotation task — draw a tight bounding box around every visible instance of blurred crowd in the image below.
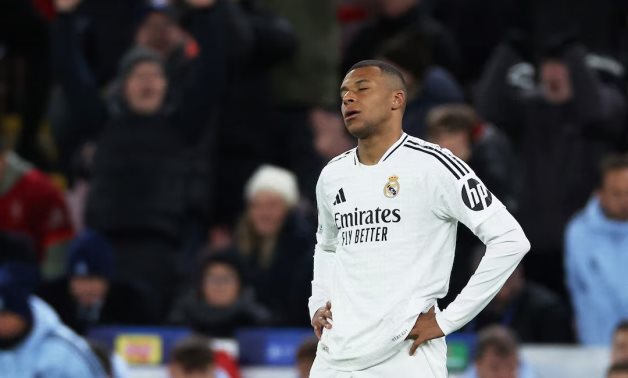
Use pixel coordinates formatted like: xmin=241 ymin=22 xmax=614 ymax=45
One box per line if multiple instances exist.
xmin=1 ymin=0 xmax=628 ymax=377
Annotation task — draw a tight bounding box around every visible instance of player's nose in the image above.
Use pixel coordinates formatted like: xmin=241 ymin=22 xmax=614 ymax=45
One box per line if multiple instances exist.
xmin=342 ymin=92 xmax=356 ymax=105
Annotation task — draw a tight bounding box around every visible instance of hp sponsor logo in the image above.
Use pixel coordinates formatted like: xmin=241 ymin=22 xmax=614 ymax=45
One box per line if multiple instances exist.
xmin=461 ymin=178 xmax=492 ymax=211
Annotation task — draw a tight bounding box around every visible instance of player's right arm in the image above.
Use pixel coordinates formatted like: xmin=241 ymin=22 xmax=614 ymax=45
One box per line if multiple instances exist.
xmin=309 ymin=171 xmax=338 ymax=339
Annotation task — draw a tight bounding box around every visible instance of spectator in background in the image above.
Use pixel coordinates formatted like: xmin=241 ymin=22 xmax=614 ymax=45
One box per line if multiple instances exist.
xmin=461 ymin=326 xmax=537 ymax=378
xmin=613 ymin=322 xmax=628 ymax=364
xmin=169 ymin=251 xmax=270 ymax=338
xmin=0 ymin=137 xmax=74 ymax=279
xmin=51 ymin=0 xmax=228 ymax=315
xmin=426 ymin=104 xmax=516 ymax=209
xmin=169 ymin=336 xmax=234 ymax=378
xmin=378 ymin=30 xmax=464 ymax=138
xmin=296 ymin=338 xmax=318 ymax=378
xmin=566 ymin=154 xmax=628 ymax=345
xmin=38 ymin=229 xmax=157 ymax=335
xmin=256 ymin=0 xmax=340 ymax=204
xmin=211 ymin=0 xmax=298 ymax=227
xmin=342 ymin=0 xmax=460 ymax=77
xmin=476 ymin=40 xmax=626 ymax=295
xmin=134 ymin=3 xmax=202 ymax=105
xmin=609 ymin=363 xmax=628 ymax=378
xmin=0 ymin=263 xmax=106 ymax=377
xmin=465 ymin=247 xmax=574 ymax=344
xmin=235 ymin=165 xmax=315 ymax=326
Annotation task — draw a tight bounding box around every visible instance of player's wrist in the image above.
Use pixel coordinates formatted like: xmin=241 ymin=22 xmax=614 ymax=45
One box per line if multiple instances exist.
xmin=434 ymin=312 xmax=455 ymax=336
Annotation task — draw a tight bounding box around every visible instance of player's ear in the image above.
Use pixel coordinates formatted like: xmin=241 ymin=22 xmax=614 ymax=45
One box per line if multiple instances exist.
xmin=391 ymin=90 xmax=405 ymax=111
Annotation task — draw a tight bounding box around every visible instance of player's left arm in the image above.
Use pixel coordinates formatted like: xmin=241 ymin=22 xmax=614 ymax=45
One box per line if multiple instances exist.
xmin=435 ymin=208 xmax=530 ymax=335
xmin=409 ymin=154 xmax=530 ymax=354
xmin=434 ymin=158 xmax=530 ymax=336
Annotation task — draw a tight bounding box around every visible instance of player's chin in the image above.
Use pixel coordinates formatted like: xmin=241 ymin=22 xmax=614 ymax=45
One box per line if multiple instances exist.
xmin=345 ymin=121 xmax=369 ymax=139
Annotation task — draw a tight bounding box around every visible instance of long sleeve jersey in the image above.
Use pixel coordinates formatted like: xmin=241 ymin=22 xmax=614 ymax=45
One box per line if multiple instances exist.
xmin=309 ymin=133 xmax=530 ymax=371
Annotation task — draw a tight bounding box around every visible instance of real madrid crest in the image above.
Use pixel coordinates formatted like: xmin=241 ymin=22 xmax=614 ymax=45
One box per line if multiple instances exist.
xmin=384 ymin=175 xmax=400 ymax=198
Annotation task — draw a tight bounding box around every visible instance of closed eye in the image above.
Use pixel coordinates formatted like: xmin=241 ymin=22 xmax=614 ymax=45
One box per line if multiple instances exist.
xmin=358 ymin=88 xmax=369 ymax=91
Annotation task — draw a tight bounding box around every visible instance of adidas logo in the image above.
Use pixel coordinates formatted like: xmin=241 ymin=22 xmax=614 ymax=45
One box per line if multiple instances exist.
xmin=333 ymin=188 xmax=347 ymax=206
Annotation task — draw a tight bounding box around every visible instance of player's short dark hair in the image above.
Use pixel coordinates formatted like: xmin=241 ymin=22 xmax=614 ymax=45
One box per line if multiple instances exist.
xmin=601 ymin=153 xmax=628 ymax=179
xmin=475 ymin=326 xmax=519 ymax=361
xmin=347 ymin=59 xmax=407 ymax=93
xmin=608 ymin=361 xmax=628 ymax=376
xmin=170 ymin=335 xmax=214 ymax=373
xmin=426 ymin=104 xmax=481 ymax=137
xmin=296 ymin=338 xmax=318 ymax=362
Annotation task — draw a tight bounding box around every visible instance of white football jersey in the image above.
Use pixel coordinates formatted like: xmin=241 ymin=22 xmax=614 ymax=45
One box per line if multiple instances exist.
xmin=311 ymin=133 xmax=506 ymax=370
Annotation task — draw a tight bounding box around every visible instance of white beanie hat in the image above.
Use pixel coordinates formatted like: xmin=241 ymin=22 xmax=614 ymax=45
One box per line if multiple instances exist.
xmin=244 ymin=165 xmax=300 ymax=207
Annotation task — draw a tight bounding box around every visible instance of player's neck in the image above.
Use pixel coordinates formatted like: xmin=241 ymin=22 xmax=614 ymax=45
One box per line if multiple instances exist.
xmin=357 ymin=129 xmax=404 ymax=166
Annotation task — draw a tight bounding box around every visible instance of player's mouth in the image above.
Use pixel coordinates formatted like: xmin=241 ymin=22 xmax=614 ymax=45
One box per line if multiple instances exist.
xmin=344 ymin=110 xmax=360 ymax=121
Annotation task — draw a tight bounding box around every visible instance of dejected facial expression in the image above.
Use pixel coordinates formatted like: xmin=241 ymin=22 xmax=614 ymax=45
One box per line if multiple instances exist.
xmin=476 ymin=348 xmax=518 ymax=378
xmin=202 ymin=263 xmax=241 ymax=308
xmin=124 ymin=61 xmax=168 ymax=115
xmin=613 ymin=330 xmax=628 ymax=364
xmin=248 ymin=191 xmax=290 ymax=238
xmin=70 ymin=276 xmax=109 ymax=307
xmin=599 ymin=168 xmax=628 ymax=221
xmin=340 ymin=66 xmax=402 ymax=139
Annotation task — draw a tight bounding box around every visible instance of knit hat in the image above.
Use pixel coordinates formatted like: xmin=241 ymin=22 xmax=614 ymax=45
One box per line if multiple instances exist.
xmin=66 ymin=230 xmax=115 ymax=280
xmin=117 ymin=46 xmax=165 ymax=82
xmin=0 ymin=285 xmax=31 ymax=322
xmin=244 ymin=165 xmax=300 ymax=208
xmin=0 ymin=264 xmax=35 ymax=322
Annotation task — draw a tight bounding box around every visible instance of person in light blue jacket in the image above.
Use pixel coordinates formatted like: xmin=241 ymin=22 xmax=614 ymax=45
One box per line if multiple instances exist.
xmin=0 ymin=269 xmax=106 ymax=378
xmin=565 ymin=153 xmax=628 ymax=346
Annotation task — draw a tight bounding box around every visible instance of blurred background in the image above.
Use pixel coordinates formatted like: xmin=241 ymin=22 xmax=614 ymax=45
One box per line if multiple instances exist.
xmin=0 ymin=0 xmax=627 ymax=377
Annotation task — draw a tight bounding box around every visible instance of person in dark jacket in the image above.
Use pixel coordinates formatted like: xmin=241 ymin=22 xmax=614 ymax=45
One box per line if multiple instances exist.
xmin=211 ymin=0 xmax=298 ymax=227
xmin=464 ymin=247 xmax=574 ymax=344
xmin=475 ymin=39 xmax=626 ymax=295
xmin=342 ymin=0 xmax=460 ymax=77
xmin=51 ymin=0 xmax=228 ymax=315
xmin=38 ymin=229 xmax=157 ymax=335
xmin=235 ymin=165 xmax=315 ymax=326
xmin=169 ymin=251 xmax=270 ymax=338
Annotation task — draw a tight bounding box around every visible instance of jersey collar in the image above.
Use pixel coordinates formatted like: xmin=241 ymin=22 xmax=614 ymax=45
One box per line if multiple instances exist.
xmin=355 ymin=132 xmax=409 ymax=166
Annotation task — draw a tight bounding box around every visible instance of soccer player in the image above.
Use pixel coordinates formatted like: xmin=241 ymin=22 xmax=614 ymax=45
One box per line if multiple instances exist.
xmin=309 ymin=60 xmax=530 ymax=377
